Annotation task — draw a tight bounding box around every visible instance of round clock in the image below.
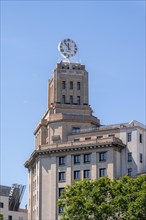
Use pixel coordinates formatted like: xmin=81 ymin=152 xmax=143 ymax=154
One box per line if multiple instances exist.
xmin=58 ymin=39 xmax=78 ymax=59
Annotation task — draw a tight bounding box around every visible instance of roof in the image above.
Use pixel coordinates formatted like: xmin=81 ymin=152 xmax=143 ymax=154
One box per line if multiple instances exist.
xmin=0 ymin=185 xmax=11 ymax=197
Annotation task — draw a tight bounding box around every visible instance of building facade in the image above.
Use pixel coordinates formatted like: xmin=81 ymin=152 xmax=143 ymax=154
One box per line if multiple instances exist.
xmin=25 ymin=61 xmax=146 ymax=220
xmin=0 ymin=184 xmax=27 ymax=220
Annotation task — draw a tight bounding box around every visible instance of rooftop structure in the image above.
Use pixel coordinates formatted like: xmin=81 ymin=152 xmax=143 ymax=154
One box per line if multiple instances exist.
xmin=0 ymin=184 xmax=27 ymax=220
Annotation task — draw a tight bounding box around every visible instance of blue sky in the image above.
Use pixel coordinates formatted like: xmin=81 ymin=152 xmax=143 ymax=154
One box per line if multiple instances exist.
xmin=1 ymin=1 xmax=145 ymax=207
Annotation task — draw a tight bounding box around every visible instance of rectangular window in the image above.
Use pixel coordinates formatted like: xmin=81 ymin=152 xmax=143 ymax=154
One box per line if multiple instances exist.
xmin=99 ymin=168 xmax=106 ymax=177
xmin=62 ymin=81 xmax=66 ymax=89
xmin=70 ymin=81 xmax=73 ymax=89
xmin=108 ymin=134 xmax=115 ymax=137
xmin=74 ymin=170 xmax=81 ymax=179
xmin=74 ymin=155 xmax=80 ymax=164
xmin=74 ymin=138 xmax=80 ymax=142
xmin=70 ymin=95 xmax=73 ymax=104
xmin=139 ymin=134 xmax=142 ymax=143
xmin=127 ymin=132 xmax=132 ymax=142
xmin=128 ymin=152 xmax=132 ymax=162
xmin=59 ymin=206 xmax=64 ymax=213
xmin=59 ymin=188 xmax=64 ymax=197
xmin=59 ymin=156 xmax=66 ymax=166
xmin=84 ymin=170 xmax=90 ymax=179
xmin=0 ymin=202 xmax=4 ymax=208
xmin=99 ymin=152 xmax=106 ymax=162
xmin=62 ymin=95 xmax=66 ymax=104
xmin=85 ymin=137 xmax=91 ymax=141
xmin=128 ymin=168 xmax=132 ymax=176
xmin=59 ymin=172 xmax=65 ymax=181
xmin=84 ymin=154 xmax=91 ymax=163
xmin=72 ymin=127 xmax=80 ymax=134
xmin=8 ymin=216 xmax=12 ymax=220
xmin=97 ymin=136 xmax=103 ymax=139
xmin=77 ymin=82 xmax=80 ymax=90
xmin=140 ymin=153 xmax=143 ymax=163
xmin=77 ymin=96 xmax=80 ymax=105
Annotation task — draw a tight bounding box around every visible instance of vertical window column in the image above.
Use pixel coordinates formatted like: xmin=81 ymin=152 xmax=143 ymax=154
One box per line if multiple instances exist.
xmin=128 ymin=152 xmax=132 ymax=162
xmin=77 ymin=82 xmax=80 ymax=90
xmin=70 ymin=95 xmax=73 ymax=104
xmin=84 ymin=170 xmax=90 ymax=179
xmin=127 ymin=132 xmax=132 ymax=142
xmin=70 ymin=81 xmax=73 ymax=89
xmin=74 ymin=170 xmax=81 ymax=179
xmin=62 ymin=95 xmax=66 ymax=104
xmin=77 ymin=96 xmax=80 ymax=105
xmin=128 ymin=168 xmax=132 ymax=176
xmin=99 ymin=168 xmax=106 ymax=177
xmin=140 ymin=153 xmax=143 ymax=163
xmin=62 ymin=81 xmax=66 ymax=89
xmin=139 ymin=134 xmax=142 ymax=143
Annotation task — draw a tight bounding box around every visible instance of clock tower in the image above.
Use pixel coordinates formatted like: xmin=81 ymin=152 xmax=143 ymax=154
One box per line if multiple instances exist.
xmin=25 ymin=39 xmax=101 ymax=220
xmin=34 ymin=60 xmax=100 ymax=148
xmin=33 ymin=39 xmax=100 ymax=149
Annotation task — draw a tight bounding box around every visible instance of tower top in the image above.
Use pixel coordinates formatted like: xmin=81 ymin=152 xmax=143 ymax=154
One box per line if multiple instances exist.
xmin=58 ymin=39 xmax=78 ymax=62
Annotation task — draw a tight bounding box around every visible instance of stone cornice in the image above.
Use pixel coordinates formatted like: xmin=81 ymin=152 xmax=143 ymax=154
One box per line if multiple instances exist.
xmin=24 ymin=137 xmax=125 ymax=168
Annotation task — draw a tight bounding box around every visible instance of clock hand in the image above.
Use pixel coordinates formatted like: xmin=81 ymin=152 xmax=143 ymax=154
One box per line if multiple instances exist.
xmin=67 ymin=42 xmax=70 ymax=51
xmin=64 ymin=41 xmax=69 ymax=51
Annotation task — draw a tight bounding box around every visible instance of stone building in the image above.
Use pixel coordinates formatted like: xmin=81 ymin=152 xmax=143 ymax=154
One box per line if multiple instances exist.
xmin=25 ymin=58 xmax=146 ymax=220
xmin=0 ymin=184 xmax=27 ymax=220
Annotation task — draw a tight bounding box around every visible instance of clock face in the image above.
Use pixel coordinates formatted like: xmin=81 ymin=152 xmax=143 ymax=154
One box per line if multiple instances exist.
xmin=58 ymin=39 xmax=78 ymax=58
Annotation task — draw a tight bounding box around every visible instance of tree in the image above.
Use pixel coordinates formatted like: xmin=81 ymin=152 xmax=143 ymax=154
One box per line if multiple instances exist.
xmin=0 ymin=214 xmax=3 ymax=220
xmin=58 ymin=175 xmax=146 ymax=220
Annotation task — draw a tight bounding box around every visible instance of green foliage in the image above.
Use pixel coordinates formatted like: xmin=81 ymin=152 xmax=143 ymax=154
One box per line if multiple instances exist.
xmin=58 ymin=175 xmax=146 ymax=220
xmin=0 ymin=214 xmax=3 ymax=220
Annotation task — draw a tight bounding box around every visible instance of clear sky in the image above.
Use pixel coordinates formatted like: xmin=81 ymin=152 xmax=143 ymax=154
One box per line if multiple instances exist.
xmin=1 ymin=0 xmax=145 ymax=207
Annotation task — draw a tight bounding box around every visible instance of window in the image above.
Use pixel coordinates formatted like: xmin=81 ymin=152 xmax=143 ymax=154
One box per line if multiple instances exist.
xmin=99 ymin=168 xmax=106 ymax=177
xmin=0 ymin=202 xmax=4 ymax=208
xmin=70 ymin=81 xmax=73 ymax=89
xmin=84 ymin=154 xmax=91 ymax=163
xmin=74 ymin=155 xmax=80 ymax=164
xmin=62 ymin=95 xmax=66 ymax=104
xmin=128 ymin=168 xmax=132 ymax=176
xmin=70 ymin=95 xmax=73 ymax=104
xmin=74 ymin=138 xmax=80 ymax=142
xmin=8 ymin=216 xmax=12 ymax=220
xmin=59 ymin=188 xmax=64 ymax=197
xmin=77 ymin=96 xmax=80 ymax=105
xmin=84 ymin=170 xmax=90 ymax=179
xmin=99 ymin=152 xmax=106 ymax=162
xmin=59 ymin=156 xmax=66 ymax=166
xmin=59 ymin=206 xmax=64 ymax=213
xmin=74 ymin=170 xmax=81 ymax=179
xmin=77 ymin=82 xmax=80 ymax=90
xmin=127 ymin=132 xmax=132 ymax=142
xmin=139 ymin=134 xmax=142 ymax=143
xmin=140 ymin=153 xmax=143 ymax=163
xmin=62 ymin=81 xmax=66 ymax=89
xmin=59 ymin=172 xmax=65 ymax=181
xmin=128 ymin=152 xmax=132 ymax=162
xmin=97 ymin=136 xmax=103 ymax=139
xmin=109 ymin=134 xmax=115 ymax=137
xmin=85 ymin=137 xmax=91 ymax=141
xmin=72 ymin=127 xmax=80 ymax=133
